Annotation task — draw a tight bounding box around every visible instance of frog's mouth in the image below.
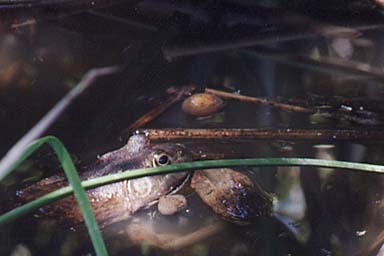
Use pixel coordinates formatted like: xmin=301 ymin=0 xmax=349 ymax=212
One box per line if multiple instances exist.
xmin=168 ymin=171 xmax=192 ymax=196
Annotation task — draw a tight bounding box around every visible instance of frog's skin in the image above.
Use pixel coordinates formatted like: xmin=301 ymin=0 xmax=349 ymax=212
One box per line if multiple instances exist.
xmin=17 ymin=135 xmax=190 ymax=228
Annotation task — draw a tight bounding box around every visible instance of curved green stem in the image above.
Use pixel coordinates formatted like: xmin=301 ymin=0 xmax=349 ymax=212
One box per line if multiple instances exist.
xmin=2 ymin=157 xmax=384 ymax=227
xmin=1 ymin=136 xmax=108 ymax=256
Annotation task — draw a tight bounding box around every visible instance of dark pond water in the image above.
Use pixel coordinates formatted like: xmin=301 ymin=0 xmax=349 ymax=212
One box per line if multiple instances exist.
xmin=1 ymin=2 xmax=384 ymax=256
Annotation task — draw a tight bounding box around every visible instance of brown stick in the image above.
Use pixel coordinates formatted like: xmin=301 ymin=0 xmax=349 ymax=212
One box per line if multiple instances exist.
xmin=205 ymin=88 xmax=314 ymax=113
xmin=124 ymin=85 xmax=196 ymax=134
xmin=140 ymin=128 xmax=384 ymax=141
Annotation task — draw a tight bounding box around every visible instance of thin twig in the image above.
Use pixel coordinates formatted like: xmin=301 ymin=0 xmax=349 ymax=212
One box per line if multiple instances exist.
xmin=240 ymin=48 xmax=384 ymax=85
xmin=162 ymin=23 xmax=384 ymax=61
xmin=205 ymin=88 xmax=314 ymax=113
xmin=0 ymin=66 xmax=120 ymax=181
xmin=87 ymin=10 xmax=158 ymax=32
xmin=124 ymin=85 xmax=196 ymax=134
xmin=140 ymin=128 xmax=384 ymax=141
xmin=8 ymin=0 xmax=139 ymax=29
xmin=162 ymin=29 xmax=317 ymax=61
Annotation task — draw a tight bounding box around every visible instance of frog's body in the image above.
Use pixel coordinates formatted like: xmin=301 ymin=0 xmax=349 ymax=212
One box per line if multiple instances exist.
xmin=16 ymin=135 xmax=273 ymax=250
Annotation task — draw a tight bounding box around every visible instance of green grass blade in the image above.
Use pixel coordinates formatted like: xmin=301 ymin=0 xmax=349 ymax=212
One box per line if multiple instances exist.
xmin=1 ymin=136 xmax=108 ymax=256
xmin=2 ymin=157 xmax=384 ymax=227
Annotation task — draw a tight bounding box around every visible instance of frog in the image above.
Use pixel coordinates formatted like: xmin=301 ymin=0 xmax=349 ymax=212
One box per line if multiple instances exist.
xmin=16 ymin=134 xmax=273 ymax=250
xmin=17 ymin=135 xmax=191 ymax=228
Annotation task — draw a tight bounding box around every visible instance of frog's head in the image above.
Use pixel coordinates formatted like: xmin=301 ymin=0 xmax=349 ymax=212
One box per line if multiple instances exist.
xmin=91 ymin=135 xmax=191 ymax=177
xmin=126 ymin=134 xmax=191 ymax=168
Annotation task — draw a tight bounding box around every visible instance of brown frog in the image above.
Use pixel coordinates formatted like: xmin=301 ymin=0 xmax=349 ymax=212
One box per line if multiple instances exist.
xmin=16 ymin=135 xmax=273 ymax=250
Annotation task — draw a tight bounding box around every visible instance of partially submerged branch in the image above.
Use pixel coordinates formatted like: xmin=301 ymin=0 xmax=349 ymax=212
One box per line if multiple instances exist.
xmin=124 ymin=85 xmax=195 ymax=134
xmin=140 ymin=128 xmax=384 ymax=141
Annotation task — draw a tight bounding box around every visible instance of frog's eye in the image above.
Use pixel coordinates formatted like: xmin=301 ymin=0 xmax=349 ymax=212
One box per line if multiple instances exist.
xmin=153 ymin=152 xmax=171 ymax=167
